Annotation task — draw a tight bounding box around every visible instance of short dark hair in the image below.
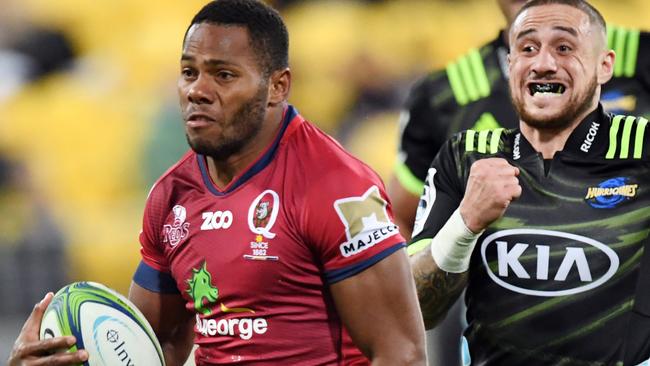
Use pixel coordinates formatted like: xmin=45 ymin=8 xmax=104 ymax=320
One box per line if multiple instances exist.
xmin=515 ymin=0 xmax=607 ymax=34
xmin=186 ymin=0 xmax=289 ymax=76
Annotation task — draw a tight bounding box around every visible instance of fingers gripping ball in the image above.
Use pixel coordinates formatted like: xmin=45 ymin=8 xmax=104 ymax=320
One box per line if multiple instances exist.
xmin=39 ymin=281 xmax=165 ymax=366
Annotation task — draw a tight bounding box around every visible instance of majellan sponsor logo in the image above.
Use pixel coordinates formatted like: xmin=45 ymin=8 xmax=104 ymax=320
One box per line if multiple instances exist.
xmin=480 ymin=229 xmax=619 ymax=297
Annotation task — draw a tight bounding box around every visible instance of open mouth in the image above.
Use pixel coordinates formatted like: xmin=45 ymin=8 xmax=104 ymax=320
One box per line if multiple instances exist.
xmin=528 ymin=83 xmax=566 ymax=96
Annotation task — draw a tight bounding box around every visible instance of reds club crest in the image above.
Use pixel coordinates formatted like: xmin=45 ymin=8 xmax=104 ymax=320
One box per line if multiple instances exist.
xmin=163 ymin=204 xmax=190 ymax=247
xmin=248 ymin=190 xmax=280 ymax=239
xmin=254 ymin=201 xmax=272 ymax=228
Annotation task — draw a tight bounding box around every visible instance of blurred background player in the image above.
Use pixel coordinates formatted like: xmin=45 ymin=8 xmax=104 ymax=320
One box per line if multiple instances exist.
xmin=388 ymin=0 xmax=650 ymax=364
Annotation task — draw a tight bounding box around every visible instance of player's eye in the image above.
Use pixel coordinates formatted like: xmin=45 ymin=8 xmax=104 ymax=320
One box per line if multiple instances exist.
xmin=181 ymin=67 xmax=197 ymax=79
xmin=522 ymin=45 xmax=536 ymax=53
xmin=216 ymin=71 xmax=236 ymax=81
xmin=557 ymin=45 xmax=572 ymax=53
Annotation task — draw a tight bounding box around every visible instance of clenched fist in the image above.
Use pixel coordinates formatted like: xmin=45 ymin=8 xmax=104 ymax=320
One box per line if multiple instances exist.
xmin=459 ymin=158 xmax=522 ymax=233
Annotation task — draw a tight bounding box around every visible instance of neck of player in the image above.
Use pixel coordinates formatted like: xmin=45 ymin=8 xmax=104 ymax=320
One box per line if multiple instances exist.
xmin=520 ymin=99 xmax=599 ymax=159
xmin=207 ymin=104 xmax=285 ymax=188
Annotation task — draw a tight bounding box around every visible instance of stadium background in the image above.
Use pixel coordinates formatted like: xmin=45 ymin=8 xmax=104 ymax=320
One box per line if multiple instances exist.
xmin=0 ymin=0 xmax=648 ymax=363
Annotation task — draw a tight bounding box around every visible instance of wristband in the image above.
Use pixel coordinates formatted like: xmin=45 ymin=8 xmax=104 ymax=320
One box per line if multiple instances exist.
xmin=430 ymin=208 xmax=483 ymax=273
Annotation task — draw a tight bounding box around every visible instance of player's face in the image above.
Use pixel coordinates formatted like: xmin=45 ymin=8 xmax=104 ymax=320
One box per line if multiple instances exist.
xmin=179 ymin=23 xmax=268 ymax=160
xmin=496 ymin=0 xmax=529 ymax=27
xmin=508 ymin=4 xmax=609 ymax=130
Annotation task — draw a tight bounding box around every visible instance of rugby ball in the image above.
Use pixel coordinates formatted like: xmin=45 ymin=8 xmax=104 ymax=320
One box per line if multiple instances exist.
xmin=39 ymin=281 xmax=165 ymax=366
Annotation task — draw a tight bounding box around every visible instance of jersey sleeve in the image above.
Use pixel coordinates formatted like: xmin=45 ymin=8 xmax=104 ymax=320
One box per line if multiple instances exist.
xmin=396 ymin=73 xmax=451 ymax=195
xmin=408 ymin=134 xmax=465 ymax=251
xmin=138 ymin=187 xmax=169 ymax=271
xmin=299 ymin=163 xmax=406 ymax=284
xmin=133 ymin=185 xmax=179 ymax=293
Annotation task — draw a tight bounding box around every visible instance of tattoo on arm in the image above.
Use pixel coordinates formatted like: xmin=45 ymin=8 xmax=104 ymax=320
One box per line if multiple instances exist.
xmin=411 ymin=251 xmax=468 ymax=329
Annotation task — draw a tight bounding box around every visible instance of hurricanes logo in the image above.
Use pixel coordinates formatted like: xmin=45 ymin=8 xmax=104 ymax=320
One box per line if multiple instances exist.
xmin=188 ymin=261 xmax=268 ymax=340
xmin=334 ymin=186 xmax=399 ymax=257
xmin=163 ymin=205 xmax=190 ymax=247
xmin=187 ymin=262 xmax=219 ymax=315
xmin=585 ymin=177 xmax=638 ymax=209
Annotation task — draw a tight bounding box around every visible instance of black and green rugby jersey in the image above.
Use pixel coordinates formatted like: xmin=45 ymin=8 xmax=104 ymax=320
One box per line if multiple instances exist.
xmin=410 ymin=105 xmax=650 ymax=365
xmin=396 ymin=27 xmax=650 ymax=197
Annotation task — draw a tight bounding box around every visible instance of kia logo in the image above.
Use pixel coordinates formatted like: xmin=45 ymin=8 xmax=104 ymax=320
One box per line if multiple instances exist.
xmin=480 ymin=229 xmax=619 ymax=297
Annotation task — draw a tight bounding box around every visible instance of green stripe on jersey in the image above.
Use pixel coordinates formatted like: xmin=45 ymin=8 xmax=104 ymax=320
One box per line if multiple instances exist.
xmin=465 ymin=128 xmax=501 ymax=154
xmin=612 ymin=26 xmax=628 ymax=77
xmin=619 ymin=116 xmax=636 ymax=158
xmin=606 ymin=115 xmax=624 ymax=159
xmin=472 ymin=113 xmax=501 ymax=131
xmin=466 ymin=130 xmax=477 ymax=152
xmin=624 ymin=29 xmax=640 ymax=77
xmin=468 ymin=49 xmax=490 ymax=98
xmin=608 ymin=26 xmax=640 ymax=78
xmin=446 ymin=49 xmax=490 ymax=105
xmin=394 ymin=161 xmax=425 ymax=196
xmin=458 ymin=55 xmax=479 ymax=102
xmin=490 ymin=128 xmax=504 ymax=154
xmin=447 ymin=62 xmax=469 ymax=106
xmin=634 ymin=117 xmax=648 ymax=159
xmin=477 ymin=130 xmax=490 ymax=153
xmin=407 ymin=238 xmax=432 ymax=256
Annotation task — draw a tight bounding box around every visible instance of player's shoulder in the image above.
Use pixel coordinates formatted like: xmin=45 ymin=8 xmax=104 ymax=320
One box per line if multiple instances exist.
xmin=607 ymin=24 xmax=649 ymax=78
xmin=146 ymin=150 xmax=196 ymax=202
xmin=407 ymin=35 xmax=505 ymax=114
xmin=288 ymin=120 xmax=385 ymax=187
xmin=448 ymin=127 xmax=514 ymax=156
xmin=438 ymin=37 xmax=504 ymax=107
xmin=603 ymin=113 xmax=650 ymax=160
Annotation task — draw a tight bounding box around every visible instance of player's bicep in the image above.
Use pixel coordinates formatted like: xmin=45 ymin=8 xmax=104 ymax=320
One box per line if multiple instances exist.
xmin=329 ymin=249 xmax=426 ymax=364
xmin=301 ymin=174 xmax=405 ymax=283
xmin=128 ymin=282 xmax=190 ymax=339
xmin=128 ymin=282 xmax=194 ymax=366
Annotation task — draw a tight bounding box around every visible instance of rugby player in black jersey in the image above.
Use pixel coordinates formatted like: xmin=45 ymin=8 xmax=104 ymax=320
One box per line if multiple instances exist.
xmin=391 ymin=1 xmax=650 ymax=241
xmin=410 ymin=0 xmax=650 ymax=364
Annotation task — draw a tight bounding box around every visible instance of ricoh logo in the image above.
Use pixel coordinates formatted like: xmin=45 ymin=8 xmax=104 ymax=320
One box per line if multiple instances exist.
xmin=201 ymin=211 xmax=233 ymax=230
xmin=580 ymin=121 xmax=600 ymax=153
xmin=513 ymin=133 xmax=521 ymax=160
xmin=480 ymin=229 xmax=619 ymax=297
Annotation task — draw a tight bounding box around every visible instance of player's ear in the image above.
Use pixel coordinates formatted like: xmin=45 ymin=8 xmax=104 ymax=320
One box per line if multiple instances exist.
xmin=597 ymin=50 xmax=615 ymax=85
xmin=267 ymin=68 xmax=291 ymax=106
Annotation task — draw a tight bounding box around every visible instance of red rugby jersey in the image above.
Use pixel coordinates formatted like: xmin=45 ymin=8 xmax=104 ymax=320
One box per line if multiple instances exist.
xmin=135 ymin=105 xmax=405 ymax=365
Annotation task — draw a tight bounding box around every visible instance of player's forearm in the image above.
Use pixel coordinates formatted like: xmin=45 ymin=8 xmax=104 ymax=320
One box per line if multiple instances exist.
xmin=367 ymin=317 xmax=427 ymax=365
xmin=370 ymin=353 xmax=426 ymax=366
xmin=159 ymin=317 xmax=195 ymax=366
xmin=411 ymin=250 xmax=468 ymax=329
xmin=161 ymin=335 xmax=194 ymax=366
